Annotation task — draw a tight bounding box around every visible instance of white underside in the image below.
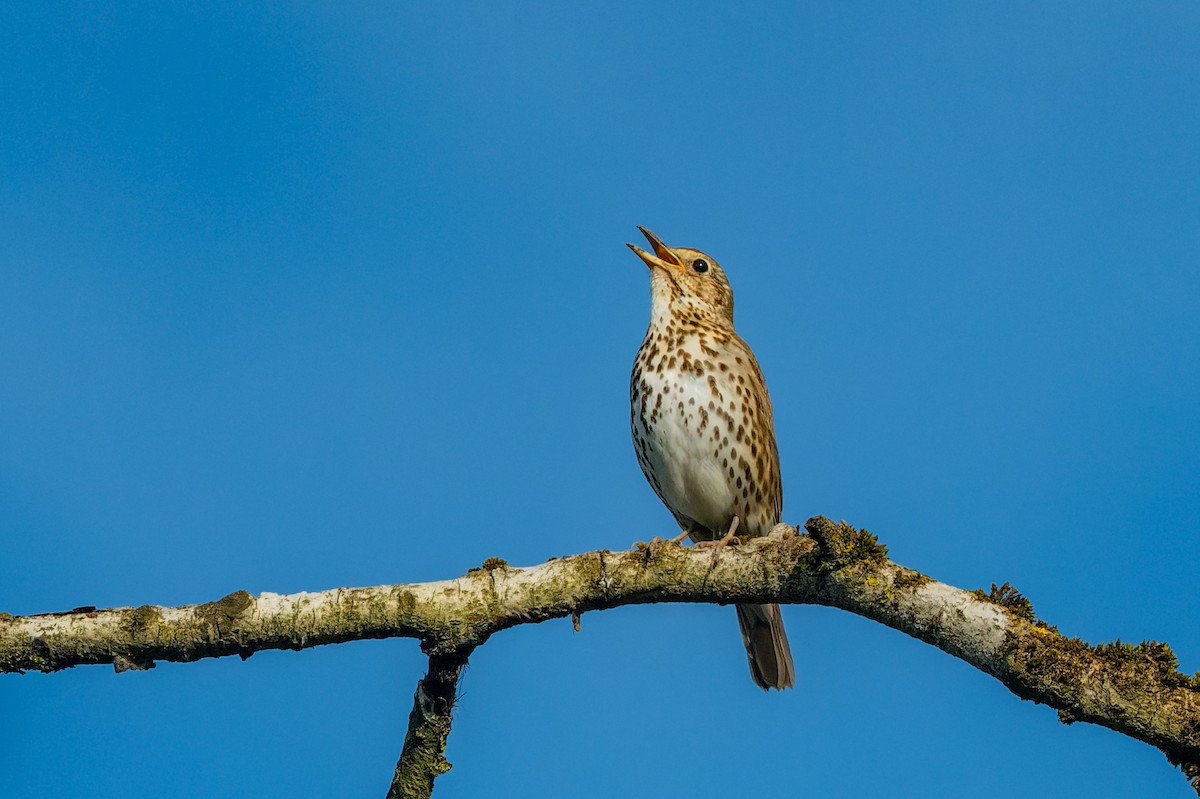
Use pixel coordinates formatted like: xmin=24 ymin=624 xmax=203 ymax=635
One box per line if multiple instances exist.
xmin=635 ymin=370 xmax=743 ymax=537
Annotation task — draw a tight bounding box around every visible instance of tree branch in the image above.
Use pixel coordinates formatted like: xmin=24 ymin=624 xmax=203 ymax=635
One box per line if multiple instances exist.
xmin=3 ymin=517 xmax=1197 ymax=794
xmin=387 ymin=649 xmax=471 ymax=799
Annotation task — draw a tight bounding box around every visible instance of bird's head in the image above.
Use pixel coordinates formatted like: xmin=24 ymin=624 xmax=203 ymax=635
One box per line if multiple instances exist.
xmin=627 ymin=227 xmax=734 ymax=326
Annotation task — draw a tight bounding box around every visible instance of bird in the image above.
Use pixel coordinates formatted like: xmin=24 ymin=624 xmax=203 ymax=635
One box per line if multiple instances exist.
xmin=627 ymin=226 xmax=795 ymax=691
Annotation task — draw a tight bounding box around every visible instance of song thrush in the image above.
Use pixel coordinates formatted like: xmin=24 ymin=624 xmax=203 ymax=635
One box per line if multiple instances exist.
xmin=628 ymin=226 xmax=795 ymax=691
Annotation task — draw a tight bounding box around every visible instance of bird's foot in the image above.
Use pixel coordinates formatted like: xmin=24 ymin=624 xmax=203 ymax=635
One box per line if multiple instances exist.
xmin=631 ymin=529 xmax=694 ymax=551
xmin=695 ymin=533 xmax=742 ymax=548
xmin=696 ymin=516 xmax=743 ymax=548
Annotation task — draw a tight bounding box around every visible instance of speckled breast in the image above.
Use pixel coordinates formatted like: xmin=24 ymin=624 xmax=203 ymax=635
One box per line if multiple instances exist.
xmin=630 ymin=323 xmax=782 ymax=539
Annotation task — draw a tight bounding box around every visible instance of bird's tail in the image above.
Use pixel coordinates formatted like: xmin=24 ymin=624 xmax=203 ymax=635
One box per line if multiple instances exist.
xmin=735 ymin=603 xmax=795 ymax=691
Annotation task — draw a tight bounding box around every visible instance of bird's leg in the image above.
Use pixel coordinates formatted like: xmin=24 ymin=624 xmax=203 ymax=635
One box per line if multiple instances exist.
xmin=696 ymin=516 xmax=742 ymax=548
xmin=670 ymin=528 xmax=693 ymax=545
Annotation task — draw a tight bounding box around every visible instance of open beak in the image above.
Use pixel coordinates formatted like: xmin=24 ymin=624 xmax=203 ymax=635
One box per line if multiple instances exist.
xmin=627 ymin=226 xmax=685 ymax=272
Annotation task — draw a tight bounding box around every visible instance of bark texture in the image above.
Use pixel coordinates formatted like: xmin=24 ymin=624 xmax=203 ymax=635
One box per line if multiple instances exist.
xmin=2 ymin=517 xmax=1197 ymax=795
xmin=387 ymin=650 xmax=470 ymax=799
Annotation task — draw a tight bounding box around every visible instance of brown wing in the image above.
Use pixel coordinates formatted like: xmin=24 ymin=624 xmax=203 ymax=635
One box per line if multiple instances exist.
xmin=731 ymin=331 xmax=783 ymax=528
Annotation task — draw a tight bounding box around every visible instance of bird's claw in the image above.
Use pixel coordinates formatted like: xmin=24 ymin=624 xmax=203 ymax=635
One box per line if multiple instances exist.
xmin=631 ymin=531 xmax=692 ymax=552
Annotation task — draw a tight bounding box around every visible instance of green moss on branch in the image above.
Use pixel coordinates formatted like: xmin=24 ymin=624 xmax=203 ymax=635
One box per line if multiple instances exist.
xmin=803 ymin=516 xmax=888 ymax=570
xmin=971 ymin=582 xmax=1035 ymax=622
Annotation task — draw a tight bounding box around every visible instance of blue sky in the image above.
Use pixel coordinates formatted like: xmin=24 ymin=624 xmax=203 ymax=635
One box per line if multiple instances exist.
xmin=2 ymin=3 xmax=1198 ymax=796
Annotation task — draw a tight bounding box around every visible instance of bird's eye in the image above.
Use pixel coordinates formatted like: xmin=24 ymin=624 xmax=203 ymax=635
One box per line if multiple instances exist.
xmin=692 ymin=259 xmax=709 ymax=273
